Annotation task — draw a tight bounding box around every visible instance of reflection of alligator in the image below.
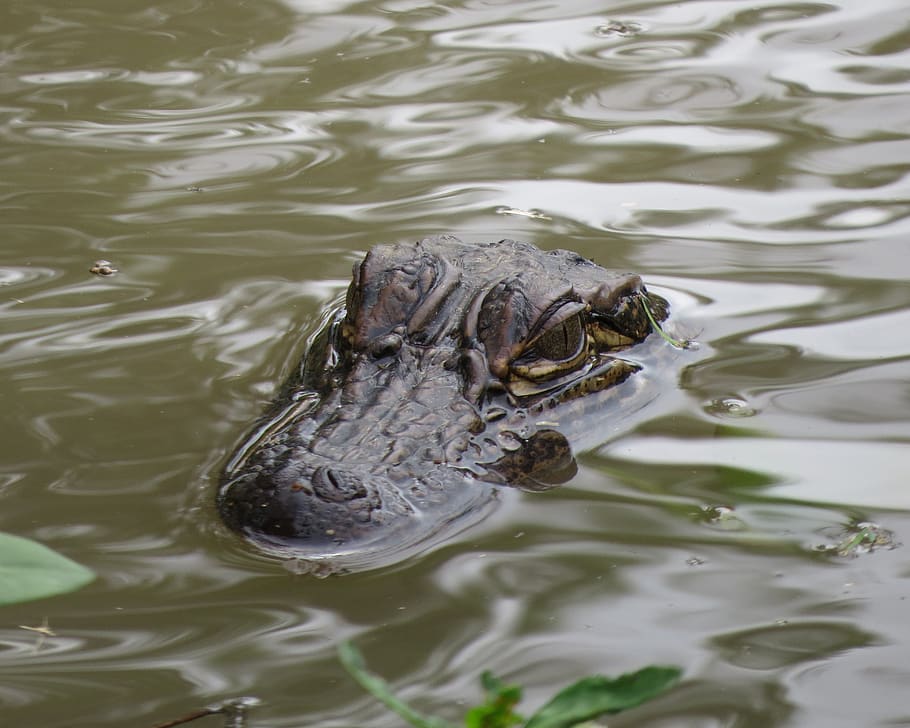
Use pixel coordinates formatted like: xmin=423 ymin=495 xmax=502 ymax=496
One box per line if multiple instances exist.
xmin=218 ymin=236 xmax=668 ymax=573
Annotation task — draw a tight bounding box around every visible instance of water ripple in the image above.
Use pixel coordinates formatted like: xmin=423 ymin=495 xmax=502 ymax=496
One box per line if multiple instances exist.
xmin=20 ymin=69 xmax=203 ymax=86
xmin=3 ymin=0 xmax=910 ymax=726
xmin=142 ymin=143 xmax=334 ymax=191
xmin=7 ymin=109 xmax=332 ymax=151
xmin=610 ymin=436 xmax=910 ymax=510
xmin=0 ymin=265 xmax=59 ymax=291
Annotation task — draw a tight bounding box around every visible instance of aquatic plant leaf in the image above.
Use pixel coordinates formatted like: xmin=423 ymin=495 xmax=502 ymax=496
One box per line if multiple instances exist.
xmin=523 ymin=666 xmax=682 ymax=728
xmin=338 ymin=641 xmax=457 ymax=728
xmin=0 ymin=532 xmax=95 ymax=606
xmin=464 ymin=671 xmax=524 ymax=728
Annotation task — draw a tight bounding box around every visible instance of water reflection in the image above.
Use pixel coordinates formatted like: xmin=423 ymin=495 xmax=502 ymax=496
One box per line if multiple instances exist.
xmin=612 ymin=436 xmax=910 ymax=510
xmin=2 ymin=0 xmax=910 ymax=725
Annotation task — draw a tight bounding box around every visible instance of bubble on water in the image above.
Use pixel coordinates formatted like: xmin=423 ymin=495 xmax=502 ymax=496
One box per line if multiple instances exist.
xmin=695 ymin=504 xmax=744 ymax=531
xmin=595 ymin=21 xmax=644 ymax=38
xmin=705 ymin=396 xmax=757 ymax=418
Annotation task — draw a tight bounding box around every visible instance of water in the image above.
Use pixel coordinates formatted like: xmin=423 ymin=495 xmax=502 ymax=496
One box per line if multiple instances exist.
xmin=2 ymin=0 xmax=910 ymax=725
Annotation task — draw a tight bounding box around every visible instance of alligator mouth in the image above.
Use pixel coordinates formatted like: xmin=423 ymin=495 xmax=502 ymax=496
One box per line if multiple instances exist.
xmin=505 ymin=354 xmax=640 ymax=401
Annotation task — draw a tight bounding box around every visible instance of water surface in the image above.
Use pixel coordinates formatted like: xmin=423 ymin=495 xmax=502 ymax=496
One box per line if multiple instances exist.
xmin=2 ymin=1 xmax=910 ymax=726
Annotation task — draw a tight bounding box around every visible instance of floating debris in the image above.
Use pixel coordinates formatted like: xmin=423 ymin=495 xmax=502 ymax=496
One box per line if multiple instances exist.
xmin=595 ymin=21 xmax=644 ymax=38
xmin=150 ymin=697 xmax=261 ymax=728
xmin=816 ymin=521 xmax=899 ymax=557
xmin=19 ymin=616 xmax=55 ymax=652
xmin=89 ymin=259 xmax=118 ymax=276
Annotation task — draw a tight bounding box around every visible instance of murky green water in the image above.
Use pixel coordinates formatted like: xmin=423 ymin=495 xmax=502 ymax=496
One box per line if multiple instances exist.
xmin=3 ymin=0 xmax=910 ymax=725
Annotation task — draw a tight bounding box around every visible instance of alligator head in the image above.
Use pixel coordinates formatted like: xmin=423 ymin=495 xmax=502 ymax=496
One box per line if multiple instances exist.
xmin=217 ymin=236 xmax=668 ymax=573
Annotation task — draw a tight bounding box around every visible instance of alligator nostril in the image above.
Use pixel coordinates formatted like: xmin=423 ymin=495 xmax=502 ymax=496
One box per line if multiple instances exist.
xmin=311 ymin=466 xmax=368 ymax=502
xmin=369 ymin=333 xmax=403 ymax=359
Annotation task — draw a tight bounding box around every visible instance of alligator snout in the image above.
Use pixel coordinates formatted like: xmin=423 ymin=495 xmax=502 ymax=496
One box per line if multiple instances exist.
xmin=219 ymin=457 xmax=497 ymax=572
xmin=220 ymin=464 xmax=391 ymax=547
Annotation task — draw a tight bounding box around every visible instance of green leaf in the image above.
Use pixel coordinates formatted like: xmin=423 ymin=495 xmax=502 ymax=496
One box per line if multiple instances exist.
xmin=337 ymin=641 xmax=457 ymax=728
xmin=464 ymin=671 xmax=524 ymax=728
xmin=524 ymin=667 xmax=682 ymax=728
xmin=0 ymin=532 xmax=95 ymax=606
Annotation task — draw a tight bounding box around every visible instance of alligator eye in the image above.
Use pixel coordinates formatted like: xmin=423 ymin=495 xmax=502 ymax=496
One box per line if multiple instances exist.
xmin=532 ymin=314 xmax=585 ymax=361
xmin=510 ymin=313 xmax=588 ymax=385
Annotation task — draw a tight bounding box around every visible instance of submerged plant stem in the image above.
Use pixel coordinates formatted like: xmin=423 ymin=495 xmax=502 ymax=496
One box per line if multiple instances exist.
xmin=338 ymin=642 xmax=457 ymax=728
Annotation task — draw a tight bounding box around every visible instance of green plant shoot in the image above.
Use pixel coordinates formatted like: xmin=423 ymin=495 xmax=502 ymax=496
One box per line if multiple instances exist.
xmin=338 ymin=641 xmax=682 ymax=728
xmin=338 ymin=641 xmax=456 ymax=728
xmin=464 ymin=671 xmax=524 ymax=728
xmin=642 ymin=295 xmax=692 ymax=349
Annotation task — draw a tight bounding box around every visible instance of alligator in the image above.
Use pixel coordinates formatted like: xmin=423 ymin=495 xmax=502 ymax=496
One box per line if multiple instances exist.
xmin=218 ymin=236 xmax=669 ymax=574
